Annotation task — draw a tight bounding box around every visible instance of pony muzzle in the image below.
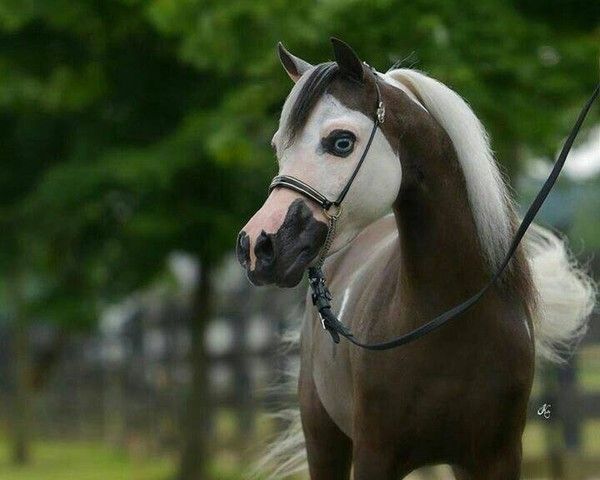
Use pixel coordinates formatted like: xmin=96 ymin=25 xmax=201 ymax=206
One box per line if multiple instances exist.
xmin=236 ymin=193 xmax=329 ymax=287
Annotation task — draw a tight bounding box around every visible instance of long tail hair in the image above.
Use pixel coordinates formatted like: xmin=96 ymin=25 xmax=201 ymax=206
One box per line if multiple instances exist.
xmin=249 ymin=330 xmax=306 ymax=480
xmin=525 ymin=224 xmax=595 ymax=363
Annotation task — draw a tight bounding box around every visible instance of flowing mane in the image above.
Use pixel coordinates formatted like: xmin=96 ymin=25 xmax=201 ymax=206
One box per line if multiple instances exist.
xmin=385 ymin=69 xmax=512 ymax=269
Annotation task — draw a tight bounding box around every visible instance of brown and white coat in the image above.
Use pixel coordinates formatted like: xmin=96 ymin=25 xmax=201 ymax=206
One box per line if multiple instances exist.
xmin=237 ymin=39 xmax=594 ymax=479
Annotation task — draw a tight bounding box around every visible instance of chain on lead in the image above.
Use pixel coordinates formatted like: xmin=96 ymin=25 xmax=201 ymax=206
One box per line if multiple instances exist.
xmin=315 ymin=204 xmax=341 ymax=268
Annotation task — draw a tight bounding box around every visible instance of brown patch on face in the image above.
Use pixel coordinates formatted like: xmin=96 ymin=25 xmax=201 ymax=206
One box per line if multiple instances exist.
xmin=327 ymin=69 xmax=434 ymax=192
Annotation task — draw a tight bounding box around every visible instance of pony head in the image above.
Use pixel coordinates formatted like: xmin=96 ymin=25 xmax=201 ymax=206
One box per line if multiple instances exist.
xmin=237 ymin=37 xmax=509 ymax=287
xmin=237 ymin=39 xmax=421 ymax=287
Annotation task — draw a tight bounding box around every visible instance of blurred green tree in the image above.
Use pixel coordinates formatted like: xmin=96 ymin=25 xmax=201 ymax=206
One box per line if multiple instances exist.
xmin=0 ymin=0 xmax=273 ymax=472
xmin=0 ymin=0 xmax=597 ymax=477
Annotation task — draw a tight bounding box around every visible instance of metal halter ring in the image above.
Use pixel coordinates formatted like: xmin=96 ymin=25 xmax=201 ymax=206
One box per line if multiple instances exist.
xmin=324 ymin=203 xmax=342 ymax=220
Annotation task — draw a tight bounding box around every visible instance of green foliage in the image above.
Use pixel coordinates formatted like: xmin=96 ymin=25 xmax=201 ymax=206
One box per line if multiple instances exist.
xmin=571 ymin=178 xmax=600 ymax=250
xmin=0 ymin=0 xmax=597 ymax=329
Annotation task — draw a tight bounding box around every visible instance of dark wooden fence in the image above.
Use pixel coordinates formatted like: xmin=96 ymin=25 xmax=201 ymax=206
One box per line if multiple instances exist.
xmin=9 ymin=267 xmax=599 ymax=479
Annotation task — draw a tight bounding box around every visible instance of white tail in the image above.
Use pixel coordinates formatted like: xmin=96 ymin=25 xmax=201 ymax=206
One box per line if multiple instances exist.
xmin=250 ymin=408 xmax=305 ymax=479
xmin=525 ymin=223 xmax=596 ymax=363
xmin=248 ymin=330 xmax=306 ymax=480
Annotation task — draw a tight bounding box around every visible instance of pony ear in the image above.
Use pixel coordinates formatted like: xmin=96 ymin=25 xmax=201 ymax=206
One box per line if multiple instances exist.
xmin=277 ymin=42 xmax=312 ymax=83
xmin=331 ymin=37 xmax=363 ymax=82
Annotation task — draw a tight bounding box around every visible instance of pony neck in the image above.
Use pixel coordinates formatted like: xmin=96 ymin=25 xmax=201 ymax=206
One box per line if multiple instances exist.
xmin=392 ymin=158 xmax=493 ymax=301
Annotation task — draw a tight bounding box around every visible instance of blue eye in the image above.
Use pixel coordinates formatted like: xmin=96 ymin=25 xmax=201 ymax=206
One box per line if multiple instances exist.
xmin=323 ymin=130 xmax=356 ymax=157
xmin=334 ymin=137 xmax=353 ymax=153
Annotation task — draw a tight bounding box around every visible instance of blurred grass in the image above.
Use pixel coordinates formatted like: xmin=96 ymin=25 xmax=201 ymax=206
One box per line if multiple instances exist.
xmin=580 ymin=344 xmax=600 ymax=392
xmin=1 ymin=419 xmax=600 ymax=480
xmin=0 ymin=437 xmax=175 ymax=480
xmin=523 ymin=420 xmax=600 ymax=457
xmin=0 ymin=436 xmax=257 ymax=480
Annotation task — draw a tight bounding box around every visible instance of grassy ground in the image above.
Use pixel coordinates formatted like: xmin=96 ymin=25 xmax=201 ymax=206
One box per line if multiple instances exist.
xmin=1 ymin=420 xmax=598 ymax=480
xmin=0 ymin=438 xmax=174 ymax=480
xmin=523 ymin=419 xmax=600 ymax=457
xmin=580 ymin=344 xmax=600 ymax=392
xmin=0 ymin=421 xmax=599 ymax=480
xmin=0 ymin=436 xmax=258 ymax=480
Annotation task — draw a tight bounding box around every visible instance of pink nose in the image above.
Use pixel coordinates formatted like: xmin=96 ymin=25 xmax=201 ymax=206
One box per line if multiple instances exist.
xmin=239 ymin=189 xmax=324 ymax=269
xmin=236 ymin=189 xmax=328 ymax=287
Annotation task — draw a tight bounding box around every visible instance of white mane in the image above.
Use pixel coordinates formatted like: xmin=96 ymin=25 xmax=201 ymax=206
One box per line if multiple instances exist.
xmin=384 ymin=69 xmax=512 ymax=268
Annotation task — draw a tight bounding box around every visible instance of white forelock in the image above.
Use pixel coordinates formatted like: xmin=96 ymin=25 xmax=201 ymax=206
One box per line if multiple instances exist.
xmin=384 ymin=69 xmax=512 ymax=268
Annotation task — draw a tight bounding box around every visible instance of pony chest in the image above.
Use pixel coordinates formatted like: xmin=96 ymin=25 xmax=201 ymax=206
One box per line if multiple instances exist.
xmin=302 ymin=283 xmax=360 ymax=438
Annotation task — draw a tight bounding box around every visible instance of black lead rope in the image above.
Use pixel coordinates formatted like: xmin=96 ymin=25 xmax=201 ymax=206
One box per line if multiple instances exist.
xmin=309 ymin=84 xmax=599 ymax=350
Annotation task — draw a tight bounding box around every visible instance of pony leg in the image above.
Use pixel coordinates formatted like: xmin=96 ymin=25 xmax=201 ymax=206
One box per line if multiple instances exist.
xmin=299 ymin=369 xmax=352 ymax=480
xmin=351 ymin=443 xmax=407 ymax=480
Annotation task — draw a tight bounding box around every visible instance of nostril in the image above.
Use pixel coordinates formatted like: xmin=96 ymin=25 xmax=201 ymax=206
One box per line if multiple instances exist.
xmin=255 ymin=230 xmax=275 ymax=266
xmin=236 ymin=231 xmax=250 ymax=268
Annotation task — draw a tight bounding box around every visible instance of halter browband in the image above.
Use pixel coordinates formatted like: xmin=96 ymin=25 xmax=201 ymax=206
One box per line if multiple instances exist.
xmin=268 ymin=65 xmax=599 ymax=350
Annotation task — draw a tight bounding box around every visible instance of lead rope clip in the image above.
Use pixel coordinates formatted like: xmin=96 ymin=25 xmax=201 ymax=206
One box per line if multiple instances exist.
xmin=308 ymin=267 xmax=341 ymax=343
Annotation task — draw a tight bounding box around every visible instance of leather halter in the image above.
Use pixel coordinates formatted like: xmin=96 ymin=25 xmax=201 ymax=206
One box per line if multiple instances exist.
xmin=269 ymin=66 xmax=599 ymax=350
xmin=269 ymin=64 xmax=385 ymax=215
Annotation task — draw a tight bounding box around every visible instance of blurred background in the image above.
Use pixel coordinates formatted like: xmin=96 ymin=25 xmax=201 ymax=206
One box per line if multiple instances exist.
xmin=0 ymin=0 xmax=598 ymax=479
